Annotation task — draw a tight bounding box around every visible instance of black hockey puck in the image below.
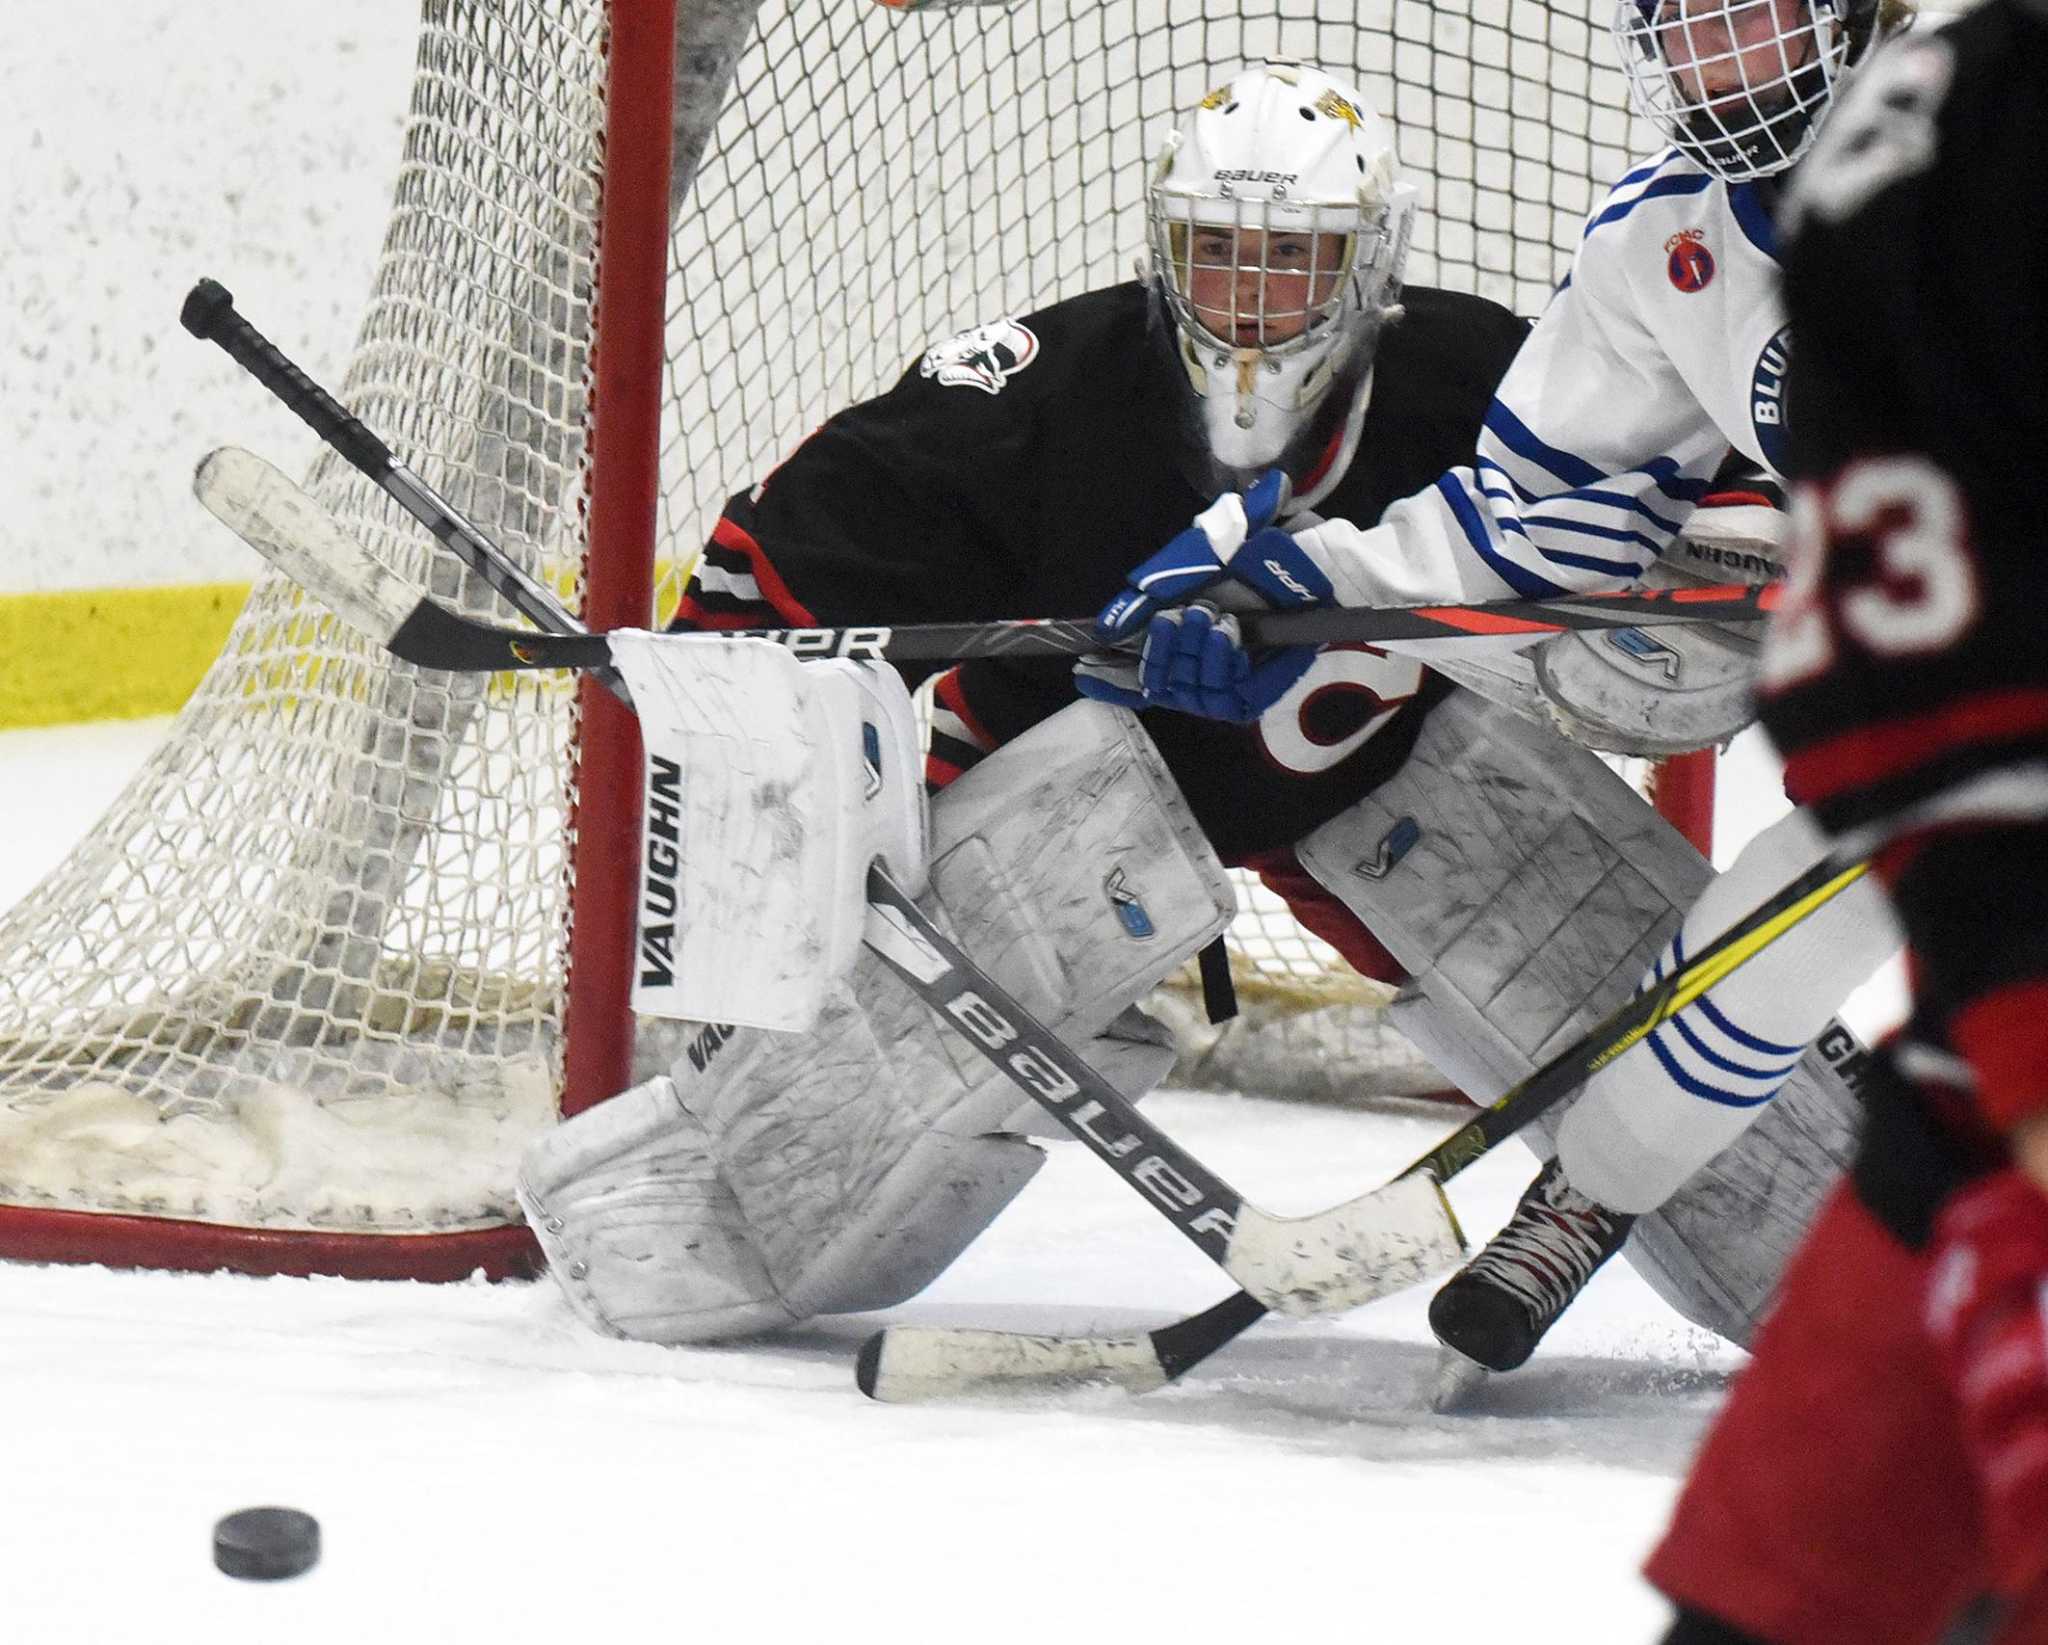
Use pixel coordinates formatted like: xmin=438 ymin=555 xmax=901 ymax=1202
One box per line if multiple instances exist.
xmin=213 ymin=1506 xmax=321 ymax=1581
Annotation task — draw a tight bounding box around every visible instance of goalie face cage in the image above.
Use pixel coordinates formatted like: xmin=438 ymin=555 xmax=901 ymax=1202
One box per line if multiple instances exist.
xmin=0 ymin=0 xmax=1690 ymax=1280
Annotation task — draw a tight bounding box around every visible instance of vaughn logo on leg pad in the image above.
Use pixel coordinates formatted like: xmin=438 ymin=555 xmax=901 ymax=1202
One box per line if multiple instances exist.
xmin=861 ymin=720 xmax=884 ymax=801
xmin=638 ymin=754 xmax=682 ymax=989
xmin=1607 ymin=627 xmax=1683 ymax=682
xmin=1353 ymin=815 xmax=1421 ymax=880
xmin=685 ymin=1020 xmax=739 ymax=1074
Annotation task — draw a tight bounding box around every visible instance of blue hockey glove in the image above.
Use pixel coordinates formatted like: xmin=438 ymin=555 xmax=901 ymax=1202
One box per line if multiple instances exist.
xmin=1090 ymin=468 xmax=1291 ymax=642
xmin=1121 ymin=602 xmax=1319 ymax=723
xmin=1077 ymin=469 xmax=1337 ymax=722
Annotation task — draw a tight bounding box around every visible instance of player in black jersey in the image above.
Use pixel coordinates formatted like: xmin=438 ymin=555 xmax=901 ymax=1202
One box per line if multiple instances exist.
xmin=1647 ymin=8 xmax=2048 ymax=1641
xmin=673 ymin=133 xmax=1524 ymax=863
xmin=519 ymin=62 xmax=1551 ymax=1347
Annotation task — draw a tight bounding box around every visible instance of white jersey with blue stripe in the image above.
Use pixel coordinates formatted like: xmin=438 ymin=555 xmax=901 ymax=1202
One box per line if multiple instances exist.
xmin=1294 ymin=149 xmax=1791 ymax=605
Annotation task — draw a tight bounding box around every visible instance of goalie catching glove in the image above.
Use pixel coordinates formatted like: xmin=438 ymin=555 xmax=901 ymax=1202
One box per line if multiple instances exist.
xmin=1533 ymin=472 xmax=1786 ymax=756
xmin=1076 ymin=468 xmax=1332 ymax=723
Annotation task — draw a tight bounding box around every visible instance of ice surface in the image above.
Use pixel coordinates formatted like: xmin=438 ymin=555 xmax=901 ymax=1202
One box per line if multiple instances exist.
xmin=0 ymin=717 xmax=1906 ymax=1645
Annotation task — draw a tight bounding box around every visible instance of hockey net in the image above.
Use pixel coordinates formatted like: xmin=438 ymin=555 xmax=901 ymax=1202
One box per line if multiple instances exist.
xmin=0 ymin=0 xmax=1686 ymax=1278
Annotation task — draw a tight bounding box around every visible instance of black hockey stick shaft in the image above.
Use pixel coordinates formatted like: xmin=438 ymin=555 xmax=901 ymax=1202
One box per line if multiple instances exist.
xmin=962 ymin=850 xmax=1872 ymax=1390
xmin=373 ymin=584 xmax=1778 ymax=676
xmin=179 ymin=276 xmax=633 ymax=701
xmin=196 ymin=449 xmax=1783 ymax=676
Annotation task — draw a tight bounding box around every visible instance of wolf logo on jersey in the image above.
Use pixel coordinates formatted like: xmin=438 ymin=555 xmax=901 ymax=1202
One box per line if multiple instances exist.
xmin=920 ymin=320 xmax=1040 ymax=395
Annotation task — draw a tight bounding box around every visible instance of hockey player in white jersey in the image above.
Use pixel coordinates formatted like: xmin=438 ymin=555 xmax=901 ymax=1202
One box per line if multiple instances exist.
xmin=1087 ymin=0 xmax=1912 ymax=1388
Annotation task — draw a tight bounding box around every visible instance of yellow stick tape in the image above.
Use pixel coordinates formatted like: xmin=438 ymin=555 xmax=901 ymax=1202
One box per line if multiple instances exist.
xmin=0 ymin=583 xmax=251 ymax=730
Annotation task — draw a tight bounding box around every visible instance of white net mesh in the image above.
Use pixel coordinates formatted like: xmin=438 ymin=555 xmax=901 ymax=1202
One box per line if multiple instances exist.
xmin=0 ymin=1 xmax=610 ymax=1244
xmin=0 ymin=0 xmax=1659 ymax=1262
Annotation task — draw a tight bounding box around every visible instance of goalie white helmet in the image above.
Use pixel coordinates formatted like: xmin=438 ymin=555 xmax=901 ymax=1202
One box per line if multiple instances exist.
xmin=1611 ymin=0 xmax=1887 ymax=180
xmin=1144 ymin=62 xmax=1415 ymax=495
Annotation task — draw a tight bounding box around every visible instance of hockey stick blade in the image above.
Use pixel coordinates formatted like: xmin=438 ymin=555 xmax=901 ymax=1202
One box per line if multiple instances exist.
xmin=856 ymin=855 xmax=1870 ymax=1402
xmin=857 ymin=1325 xmax=1177 ymax=1401
xmin=857 ymin=1290 xmax=1272 ymax=1401
xmin=193 ymin=447 xmax=614 ymax=673
xmin=858 ymin=1305 xmax=1242 ymax=1405
xmin=194 ymin=447 xmax=423 ymax=644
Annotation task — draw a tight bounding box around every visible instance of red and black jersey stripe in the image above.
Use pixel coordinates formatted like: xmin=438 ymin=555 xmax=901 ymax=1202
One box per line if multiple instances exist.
xmin=671 ymin=516 xmax=817 ymax=632
xmin=925 ymin=667 xmax=999 ymax=790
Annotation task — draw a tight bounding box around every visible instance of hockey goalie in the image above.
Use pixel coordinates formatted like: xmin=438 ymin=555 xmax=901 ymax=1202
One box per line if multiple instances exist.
xmin=516 ymin=61 xmax=1891 ymax=1380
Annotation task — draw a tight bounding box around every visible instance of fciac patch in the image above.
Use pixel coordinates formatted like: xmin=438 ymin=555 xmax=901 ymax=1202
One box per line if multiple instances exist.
xmin=1665 ymin=228 xmax=1715 ymax=293
xmin=919 ymin=319 xmax=1040 ymax=394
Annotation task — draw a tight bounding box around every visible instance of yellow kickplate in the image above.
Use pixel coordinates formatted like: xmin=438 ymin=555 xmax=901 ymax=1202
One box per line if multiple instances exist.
xmin=0 ymin=583 xmax=250 ymax=730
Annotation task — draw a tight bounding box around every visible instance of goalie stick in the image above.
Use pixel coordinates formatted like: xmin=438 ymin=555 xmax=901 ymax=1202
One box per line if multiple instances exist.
xmin=188 ymin=447 xmax=1466 ymax=1322
xmin=854 ymin=851 xmax=1871 ymax=1401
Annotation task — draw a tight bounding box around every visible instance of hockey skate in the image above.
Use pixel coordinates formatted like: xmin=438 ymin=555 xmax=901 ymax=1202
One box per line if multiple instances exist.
xmin=1426 ymin=1158 xmax=1635 ymax=1408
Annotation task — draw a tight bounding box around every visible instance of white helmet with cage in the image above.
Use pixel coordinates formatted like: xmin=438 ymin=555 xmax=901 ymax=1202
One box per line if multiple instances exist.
xmin=1144 ymin=62 xmax=1415 ymax=496
xmin=1611 ymin=0 xmax=1888 ymax=181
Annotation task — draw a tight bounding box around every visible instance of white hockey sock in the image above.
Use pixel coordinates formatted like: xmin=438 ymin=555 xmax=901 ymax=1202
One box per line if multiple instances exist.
xmin=1558 ymin=807 xmax=1899 ymax=1214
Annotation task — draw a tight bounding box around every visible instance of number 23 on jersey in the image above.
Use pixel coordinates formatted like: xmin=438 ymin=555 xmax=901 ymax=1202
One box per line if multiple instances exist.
xmin=1763 ymin=455 xmax=1981 ymax=692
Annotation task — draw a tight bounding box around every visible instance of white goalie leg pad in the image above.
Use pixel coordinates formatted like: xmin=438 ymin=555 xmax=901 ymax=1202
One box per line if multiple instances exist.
xmin=520 ymin=701 xmax=1233 ymax=1343
xmin=697 ymin=700 xmax=1233 ymax=1321
xmin=515 ymin=1073 xmax=791 ymax=1342
xmin=1402 ymin=637 xmax=1549 ymax=732
xmin=1293 ymin=688 xmax=1868 ymax=1345
xmin=1555 ymin=806 xmax=1900 ymax=1213
xmin=610 ymin=634 xmax=928 ymax=1032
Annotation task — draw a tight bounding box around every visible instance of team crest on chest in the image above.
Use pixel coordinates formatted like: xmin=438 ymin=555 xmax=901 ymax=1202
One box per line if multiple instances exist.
xmin=1665 ymin=228 xmax=1715 ymax=293
xmin=920 ymin=319 xmax=1040 ymax=395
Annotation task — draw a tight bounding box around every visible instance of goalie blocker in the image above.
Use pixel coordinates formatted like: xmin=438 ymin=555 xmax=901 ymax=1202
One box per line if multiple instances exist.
xmin=518 ymin=693 xmax=1239 ymax=1341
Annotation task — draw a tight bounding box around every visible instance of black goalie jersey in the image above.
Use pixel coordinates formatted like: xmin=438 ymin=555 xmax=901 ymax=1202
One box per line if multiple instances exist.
xmin=674 ymin=281 xmax=1526 ymax=864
